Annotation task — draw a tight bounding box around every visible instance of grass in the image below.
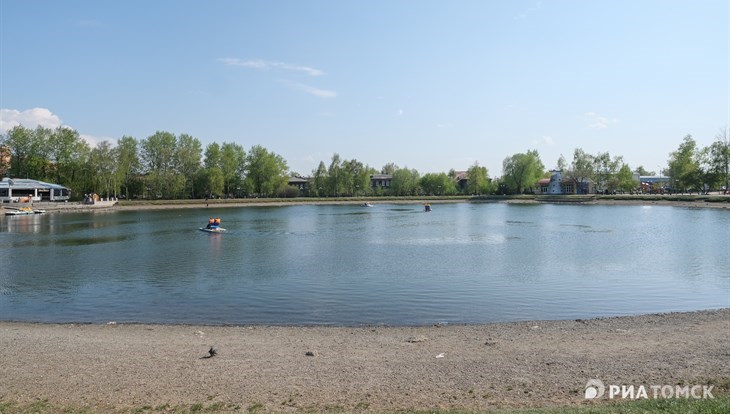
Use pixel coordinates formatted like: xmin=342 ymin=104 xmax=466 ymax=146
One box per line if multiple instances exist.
xmin=1 ymin=397 xmax=728 ymax=414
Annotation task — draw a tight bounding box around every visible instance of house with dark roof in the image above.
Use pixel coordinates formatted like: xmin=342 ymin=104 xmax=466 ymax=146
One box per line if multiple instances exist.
xmin=370 ymin=174 xmax=392 ymax=190
xmin=453 ymin=171 xmax=468 ymax=192
xmin=287 ymin=176 xmax=311 ymax=195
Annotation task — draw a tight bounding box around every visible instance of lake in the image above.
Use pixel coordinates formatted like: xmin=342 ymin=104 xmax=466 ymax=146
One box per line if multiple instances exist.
xmin=1 ymin=203 xmax=728 ymax=325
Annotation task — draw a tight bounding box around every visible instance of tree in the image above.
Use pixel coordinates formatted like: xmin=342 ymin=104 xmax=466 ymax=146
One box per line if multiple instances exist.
xmin=667 ymin=135 xmax=699 ymax=193
xmin=466 ymin=162 xmax=492 ymax=195
xmin=204 ymin=142 xmax=221 ymax=169
xmin=342 ymin=158 xmax=371 ymax=196
xmin=381 ymin=163 xmax=399 ymax=175
xmin=3 ymin=125 xmax=36 ymax=178
xmin=420 ymin=172 xmax=457 ymax=195
xmin=175 ymin=134 xmax=202 ymax=198
xmin=311 ymin=161 xmax=328 ymax=197
xmin=220 ymin=142 xmax=245 ymax=197
xmin=709 ymin=128 xmax=730 ymax=193
xmin=116 ymin=136 xmax=141 ymax=199
xmin=566 ymin=148 xmax=594 ymax=194
xmin=244 ymin=145 xmax=288 ymax=197
xmin=501 ymin=150 xmax=544 ymax=194
xmin=635 ymin=165 xmax=655 ymax=176
xmin=615 ymin=163 xmax=636 ymax=193
xmin=327 ymin=153 xmax=344 ymax=196
xmin=205 ymin=167 xmax=224 ymax=197
xmin=593 ymin=152 xmax=624 ymax=193
xmin=556 ymin=154 xmax=567 ymax=171
xmin=0 ymin=144 xmax=10 ymax=176
xmin=390 ymin=168 xmax=420 ymax=196
xmin=141 ymin=131 xmax=183 ymax=198
xmin=88 ymin=140 xmax=117 ymax=197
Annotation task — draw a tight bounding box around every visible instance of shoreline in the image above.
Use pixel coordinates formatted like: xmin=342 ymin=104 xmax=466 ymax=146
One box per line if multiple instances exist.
xmin=2 ymin=309 xmax=728 ymax=412
xmin=3 ymin=195 xmax=727 ymax=214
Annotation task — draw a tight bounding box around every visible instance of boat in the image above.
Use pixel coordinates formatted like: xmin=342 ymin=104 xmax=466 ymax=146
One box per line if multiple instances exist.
xmin=4 ymin=206 xmax=45 ymax=216
xmin=361 ymin=203 xmax=374 ymax=207
xmin=200 ymin=227 xmax=227 ymax=233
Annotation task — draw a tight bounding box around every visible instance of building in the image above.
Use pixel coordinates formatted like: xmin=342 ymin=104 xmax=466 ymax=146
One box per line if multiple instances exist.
xmin=287 ymin=176 xmax=310 ymax=191
xmin=535 ymin=170 xmax=594 ymax=195
xmin=370 ymin=174 xmax=392 ymax=190
xmin=634 ymin=174 xmax=671 ymax=193
xmin=453 ymin=171 xmax=469 ymax=192
xmin=0 ymin=178 xmax=71 ymax=202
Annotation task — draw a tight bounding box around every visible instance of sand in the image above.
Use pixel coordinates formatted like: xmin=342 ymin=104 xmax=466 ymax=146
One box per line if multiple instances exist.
xmin=1 ymin=309 xmax=728 ymax=412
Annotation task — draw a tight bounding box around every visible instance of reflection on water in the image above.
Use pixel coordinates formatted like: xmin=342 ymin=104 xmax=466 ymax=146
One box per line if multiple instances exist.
xmin=0 ymin=203 xmax=728 ymax=325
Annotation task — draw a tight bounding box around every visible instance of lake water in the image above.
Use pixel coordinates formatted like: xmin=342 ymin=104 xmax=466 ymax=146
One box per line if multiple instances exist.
xmin=1 ymin=203 xmax=728 ymax=325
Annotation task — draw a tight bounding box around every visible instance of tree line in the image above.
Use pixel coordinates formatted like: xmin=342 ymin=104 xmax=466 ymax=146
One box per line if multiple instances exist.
xmin=1 ymin=125 xmax=728 ymax=200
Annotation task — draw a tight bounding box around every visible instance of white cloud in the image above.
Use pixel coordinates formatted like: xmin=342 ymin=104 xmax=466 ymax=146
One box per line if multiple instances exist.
xmin=0 ymin=107 xmax=104 ymax=147
xmin=585 ymin=112 xmax=619 ymax=129
xmin=531 ymin=135 xmax=555 ymax=145
xmin=80 ymin=133 xmax=112 ymax=147
xmin=219 ymin=58 xmax=324 ymax=76
xmin=280 ymin=80 xmax=337 ymax=98
xmin=0 ymin=108 xmax=62 ymax=133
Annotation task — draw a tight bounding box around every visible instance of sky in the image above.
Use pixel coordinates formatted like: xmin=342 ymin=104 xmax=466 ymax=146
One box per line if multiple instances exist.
xmin=1 ymin=0 xmax=728 ymax=177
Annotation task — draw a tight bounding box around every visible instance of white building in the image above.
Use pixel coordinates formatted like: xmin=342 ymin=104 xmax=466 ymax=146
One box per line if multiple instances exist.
xmin=0 ymin=178 xmax=71 ymax=202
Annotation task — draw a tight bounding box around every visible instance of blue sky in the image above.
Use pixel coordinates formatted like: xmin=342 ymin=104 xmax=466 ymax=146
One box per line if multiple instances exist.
xmin=1 ymin=1 xmax=728 ymax=176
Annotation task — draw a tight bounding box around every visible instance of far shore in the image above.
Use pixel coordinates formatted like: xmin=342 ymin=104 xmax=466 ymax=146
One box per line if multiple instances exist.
xmin=1 ymin=309 xmax=728 ymax=412
xmin=3 ymin=194 xmax=728 ymax=213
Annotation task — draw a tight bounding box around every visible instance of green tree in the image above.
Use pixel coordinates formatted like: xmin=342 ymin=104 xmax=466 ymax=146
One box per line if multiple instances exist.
xmin=141 ymin=131 xmax=182 ymax=198
xmin=49 ymin=127 xmax=87 ymax=185
xmin=466 ymin=162 xmax=492 ymax=195
xmin=390 ymin=168 xmax=420 ymax=196
xmin=205 ymin=167 xmax=224 ymax=197
xmin=556 ymin=154 xmax=567 ymax=171
xmin=116 ymin=136 xmax=141 ymax=199
xmin=635 ymin=165 xmax=655 ymax=176
xmin=203 ymin=142 xmax=222 ymax=197
xmin=667 ymin=135 xmax=699 ymax=193
xmin=175 ymin=134 xmax=202 ymax=198
xmin=327 ymin=153 xmax=344 ymax=196
xmin=220 ymin=142 xmax=245 ymax=197
xmin=567 ymin=148 xmax=595 ymax=194
xmin=311 ymin=161 xmax=328 ymax=197
xmin=204 ymin=142 xmax=221 ymax=169
xmin=4 ymin=125 xmax=37 ymax=178
xmin=420 ymin=172 xmax=457 ymax=195
xmin=342 ymin=159 xmax=371 ymax=196
xmin=615 ymin=163 xmax=636 ymax=193
xmin=88 ymin=140 xmax=117 ymax=197
xmin=244 ymin=145 xmax=288 ymax=197
xmin=709 ymin=128 xmax=730 ymax=193
xmin=381 ymin=163 xmax=399 ymax=175
xmin=501 ymin=150 xmax=544 ymax=194
xmin=593 ymin=152 xmax=624 ymax=193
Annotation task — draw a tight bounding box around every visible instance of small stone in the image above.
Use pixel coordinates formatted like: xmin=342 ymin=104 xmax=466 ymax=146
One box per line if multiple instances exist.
xmin=305 ymin=351 xmax=316 ymax=357
xmin=406 ymin=335 xmax=428 ymax=343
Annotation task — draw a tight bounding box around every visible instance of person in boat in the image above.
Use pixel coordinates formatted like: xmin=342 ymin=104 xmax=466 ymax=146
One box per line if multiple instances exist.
xmin=424 ymin=203 xmax=432 ymax=212
xmin=207 ymin=217 xmax=215 ymax=229
xmin=214 ymin=218 xmax=221 ymax=226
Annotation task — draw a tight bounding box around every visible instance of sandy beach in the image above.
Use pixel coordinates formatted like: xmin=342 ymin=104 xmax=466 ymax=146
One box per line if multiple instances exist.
xmin=1 ymin=309 xmax=728 ymax=412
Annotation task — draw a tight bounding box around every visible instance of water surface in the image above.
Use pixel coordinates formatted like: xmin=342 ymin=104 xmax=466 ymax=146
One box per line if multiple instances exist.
xmin=1 ymin=203 xmax=728 ymax=325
